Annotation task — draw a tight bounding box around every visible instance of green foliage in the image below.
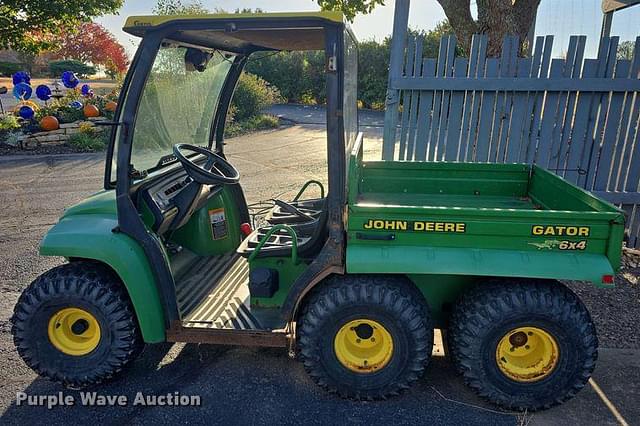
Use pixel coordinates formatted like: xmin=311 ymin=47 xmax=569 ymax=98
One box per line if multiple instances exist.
xmin=0 ymin=61 xmax=23 ymax=77
xmin=0 ymin=114 xmax=22 ymax=146
xmin=225 ymin=114 xmax=279 ymax=138
xmin=34 ymin=105 xmax=59 ymax=122
xmin=316 ymin=0 xmax=385 ymax=22
xmin=0 ymin=0 xmax=123 ymax=53
xmin=234 ymin=8 xmax=264 ymax=14
xmin=246 ymin=21 xmax=454 ymax=109
xmin=231 ymin=72 xmax=283 ymax=122
xmin=67 ymin=132 xmax=107 ymax=151
xmin=53 ymin=105 xmax=82 ymax=124
xmin=0 ymin=114 xmax=20 ymax=132
xmin=104 ymin=59 xmax=120 ymax=79
xmin=618 ymin=40 xmax=636 ymax=60
xmin=49 ymin=60 xmax=97 ymax=78
xmin=358 ymin=39 xmax=390 ymax=109
xmin=245 ymin=51 xmax=326 ymax=105
xmin=153 ymin=0 xmax=209 ymax=15
xmin=2 ymin=131 xmax=22 ymax=147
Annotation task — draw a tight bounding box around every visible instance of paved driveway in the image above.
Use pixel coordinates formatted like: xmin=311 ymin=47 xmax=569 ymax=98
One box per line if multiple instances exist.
xmin=0 ymin=122 xmax=635 ymax=425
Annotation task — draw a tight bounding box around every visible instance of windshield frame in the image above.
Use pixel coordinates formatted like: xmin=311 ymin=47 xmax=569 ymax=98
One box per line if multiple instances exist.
xmin=129 ymin=44 xmax=239 ymax=176
xmin=106 ymin=33 xmax=245 ymax=189
xmin=109 ymin=16 xmax=343 ymax=194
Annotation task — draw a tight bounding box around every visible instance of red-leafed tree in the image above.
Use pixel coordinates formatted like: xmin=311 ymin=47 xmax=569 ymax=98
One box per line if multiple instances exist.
xmin=52 ymin=22 xmax=129 ymax=76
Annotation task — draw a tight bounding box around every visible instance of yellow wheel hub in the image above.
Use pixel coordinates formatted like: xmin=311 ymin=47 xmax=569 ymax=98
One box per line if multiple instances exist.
xmin=496 ymin=326 xmax=559 ymax=382
xmin=47 ymin=308 xmax=101 ymax=356
xmin=334 ymin=319 xmax=393 ymax=373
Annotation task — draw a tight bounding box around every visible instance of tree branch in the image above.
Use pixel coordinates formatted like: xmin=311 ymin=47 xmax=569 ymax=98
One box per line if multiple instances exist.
xmin=436 ymin=0 xmax=478 ymax=54
xmin=513 ymin=0 xmax=542 ymax=37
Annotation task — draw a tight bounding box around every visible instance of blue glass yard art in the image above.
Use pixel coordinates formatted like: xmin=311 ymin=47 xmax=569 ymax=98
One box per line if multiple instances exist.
xmin=12 ymin=71 xmax=31 ymax=86
xmin=61 ymin=71 xmax=80 ymax=89
xmin=69 ymin=101 xmax=83 ymax=110
xmin=18 ymin=105 xmax=35 ymax=120
xmin=13 ymin=83 xmax=32 ymax=100
xmin=35 ymin=85 xmax=52 ymax=101
xmin=81 ymin=84 xmax=91 ymax=96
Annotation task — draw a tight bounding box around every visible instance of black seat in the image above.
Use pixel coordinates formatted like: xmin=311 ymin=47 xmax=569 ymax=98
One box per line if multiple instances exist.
xmin=265 ymin=198 xmax=325 ymax=224
xmin=238 ymin=199 xmax=327 ymax=259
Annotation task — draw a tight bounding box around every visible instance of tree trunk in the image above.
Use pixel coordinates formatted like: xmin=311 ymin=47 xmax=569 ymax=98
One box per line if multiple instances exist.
xmin=436 ymin=0 xmax=541 ymax=57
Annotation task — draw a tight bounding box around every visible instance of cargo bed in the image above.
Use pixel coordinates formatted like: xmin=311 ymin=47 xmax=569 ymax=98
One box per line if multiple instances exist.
xmin=346 ymin=138 xmax=625 ymax=286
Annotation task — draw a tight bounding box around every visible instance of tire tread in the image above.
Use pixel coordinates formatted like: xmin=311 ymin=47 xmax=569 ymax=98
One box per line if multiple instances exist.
xmin=11 ymin=261 xmax=143 ymax=388
xmin=449 ymin=279 xmax=598 ymax=411
xmin=298 ymin=275 xmax=432 ymax=400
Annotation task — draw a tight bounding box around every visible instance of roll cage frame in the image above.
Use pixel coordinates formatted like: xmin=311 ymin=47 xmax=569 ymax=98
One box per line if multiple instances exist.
xmin=104 ymin=16 xmax=354 ymax=334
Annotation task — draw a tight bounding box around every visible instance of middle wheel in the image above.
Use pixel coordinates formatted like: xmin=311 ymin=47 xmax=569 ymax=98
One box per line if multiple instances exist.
xmin=298 ymin=275 xmax=433 ymax=399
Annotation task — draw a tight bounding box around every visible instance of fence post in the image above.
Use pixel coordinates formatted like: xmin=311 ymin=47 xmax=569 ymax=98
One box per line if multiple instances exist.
xmin=382 ymin=0 xmax=410 ymax=160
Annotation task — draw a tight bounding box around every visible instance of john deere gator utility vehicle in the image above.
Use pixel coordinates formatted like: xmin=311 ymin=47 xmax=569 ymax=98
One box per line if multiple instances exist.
xmin=11 ymin=12 xmax=625 ymax=411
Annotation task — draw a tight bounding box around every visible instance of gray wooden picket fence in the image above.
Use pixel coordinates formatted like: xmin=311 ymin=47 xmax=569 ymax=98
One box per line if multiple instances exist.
xmin=382 ymin=33 xmax=640 ymax=248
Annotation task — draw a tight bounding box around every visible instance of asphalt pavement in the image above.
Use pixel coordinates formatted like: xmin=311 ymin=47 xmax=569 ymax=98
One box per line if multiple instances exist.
xmin=0 ymin=116 xmax=636 ymax=425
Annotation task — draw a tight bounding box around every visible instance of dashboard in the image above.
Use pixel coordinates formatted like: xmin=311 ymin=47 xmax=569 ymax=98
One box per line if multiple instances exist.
xmin=137 ymin=168 xmax=220 ymax=234
xmin=149 ymin=175 xmax=193 ymax=211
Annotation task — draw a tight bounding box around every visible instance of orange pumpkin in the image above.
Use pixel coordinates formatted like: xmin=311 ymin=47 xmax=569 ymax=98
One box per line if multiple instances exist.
xmin=40 ymin=115 xmax=60 ymax=131
xmin=105 ymin=101 xmax=117 ymax=112
xmin=83 ymin=104 xmax=100 ymax=118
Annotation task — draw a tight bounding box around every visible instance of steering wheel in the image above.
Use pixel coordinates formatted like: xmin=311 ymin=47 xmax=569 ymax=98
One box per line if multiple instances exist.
xmin=173 ymin=144 xmax=240 ymax=185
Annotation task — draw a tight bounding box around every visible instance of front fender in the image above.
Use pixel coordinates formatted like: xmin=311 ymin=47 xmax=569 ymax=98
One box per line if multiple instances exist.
xmin=40 ymin=214 xmax=166 ymax=343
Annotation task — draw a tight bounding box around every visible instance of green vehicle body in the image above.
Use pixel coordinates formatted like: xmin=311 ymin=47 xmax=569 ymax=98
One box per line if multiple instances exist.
xmin=35 ymin=12 xmax=624 ymax=343
xmin=16 ymin=11 xmax=625 ymax=410
xmin=345 ymin=137 xmax=624 ymax=323
xmin=40 ymin=190 xmax=167 ymax=342
xmin=40 ymin=136 xmax=624 ymax=340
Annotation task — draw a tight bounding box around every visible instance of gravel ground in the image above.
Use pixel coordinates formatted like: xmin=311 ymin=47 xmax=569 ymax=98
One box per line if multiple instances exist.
xmin=565 ymin=250 xmax=640 ymax=349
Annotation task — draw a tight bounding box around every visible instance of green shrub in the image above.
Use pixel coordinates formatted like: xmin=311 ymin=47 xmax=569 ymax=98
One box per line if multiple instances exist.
xmin=225 ymin=114 xmax=280 ymax=138
xmin=56 ymin=105 xmax=85 ymax=124
xmin=244 ymin=21 xmax=456 ymax=109
xmin=49 ymin=60 xmax=97 ymax=78
xmin=2 ymin=131 xmax=22 ymax=146
xmin=231 ymin=73 xmax=283 ymax=122
xmin=0 ymin=62 xmax=23 ymax=77
xmin=358 ymin=39 xmax=391 ymax=109
xmin=0 ymin=114 xmax=22 ymax=145
xmin=245 ymin=51 xmax=325 ymax=104
xmin=0 ymin=114 xmax=21 ymax=131
xmin=67 ymin=132 xmax=107 ymax=151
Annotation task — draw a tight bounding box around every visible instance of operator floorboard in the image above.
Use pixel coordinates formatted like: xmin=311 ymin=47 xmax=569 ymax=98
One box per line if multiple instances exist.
xmin=175 ymin=254 xmax=262 ymax=330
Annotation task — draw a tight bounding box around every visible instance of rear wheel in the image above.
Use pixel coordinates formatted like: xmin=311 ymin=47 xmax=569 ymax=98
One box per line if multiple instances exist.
xmin=449 ymin=280 xmax=598 ymax=411
xmin=298 ymin=275 xmax=433 ymax=400
xmin=11 ymin=262 xmax=143 ymax=388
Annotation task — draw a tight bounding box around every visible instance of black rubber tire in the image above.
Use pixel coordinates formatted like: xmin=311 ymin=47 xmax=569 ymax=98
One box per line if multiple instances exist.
xmin=449 ymin=280 xmax=598 ymax=411
xmin=11 ymin=262 xmax=143 ymax=388
xmin=298 ymin=275 xmax=433 ymax=400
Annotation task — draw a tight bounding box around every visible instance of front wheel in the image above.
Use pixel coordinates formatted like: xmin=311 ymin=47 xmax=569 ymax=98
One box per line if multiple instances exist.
xmin=298 ymin=275 xmax=433 ymax=400
xmin=11 ymin=262 xmax=143 ymax=388
xmin=449 ymin=280 xmax=598 ymax=411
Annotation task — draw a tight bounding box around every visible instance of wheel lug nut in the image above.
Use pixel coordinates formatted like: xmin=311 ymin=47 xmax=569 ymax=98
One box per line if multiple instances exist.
xmin=525 ymin=345 xmax=530 ymax=350
xmin=528 ymin=332 xmax=533 ymax=336
xmin=356 ymin=339 xmax=361 ymax=343
xmin=371 ymin=337 xmax=375 ymax=342
xmin=510 ymin=347 xmax=515 ymax=352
